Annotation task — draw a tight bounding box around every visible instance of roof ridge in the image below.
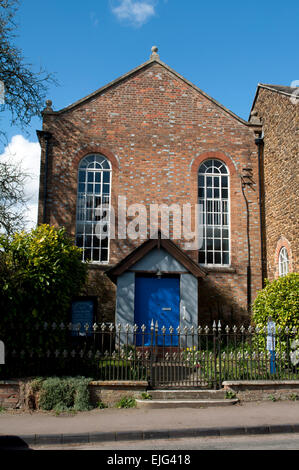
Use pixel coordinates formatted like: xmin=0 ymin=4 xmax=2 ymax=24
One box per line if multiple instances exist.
xmin=258 ymin=83 xmax=297 ymax=96
xmin=259 ymin=82 xmax=297 ymax=88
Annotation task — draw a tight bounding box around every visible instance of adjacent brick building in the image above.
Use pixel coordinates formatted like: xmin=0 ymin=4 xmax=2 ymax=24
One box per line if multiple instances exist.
xmin=249 ymin=84 xmax=298 ymax=281
xmin=37 ymin=48 xmax=297 ymax=330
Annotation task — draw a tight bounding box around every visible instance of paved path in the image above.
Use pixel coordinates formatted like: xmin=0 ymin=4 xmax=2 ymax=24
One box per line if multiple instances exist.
xmin=0 ymin=401 xmax=299 ymax=447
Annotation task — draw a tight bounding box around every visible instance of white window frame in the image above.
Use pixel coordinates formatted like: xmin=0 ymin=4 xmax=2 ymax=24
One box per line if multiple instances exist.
xmin=278 ymin=247 xmax=289 ymax=277
xmin=198 ymin=159 xmax=230 ymax=266
xmin=75 ymin=154 xmax=112 ymax=264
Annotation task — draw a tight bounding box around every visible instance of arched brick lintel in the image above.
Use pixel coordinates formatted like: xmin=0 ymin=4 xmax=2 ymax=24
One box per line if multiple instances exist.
xmin=190 ymin=151 xmax=237 ymax=177
xmin=274 ymin=236 xmax=293 ymax=278
xmin=73 ymin=146 xmax=120 ymax=171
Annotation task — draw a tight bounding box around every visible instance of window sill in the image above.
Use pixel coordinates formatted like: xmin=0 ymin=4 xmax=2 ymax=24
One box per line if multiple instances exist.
xmin=85 ymin=263 xmax=112 ymax=271
xmin=200 ymin=265 xmax=236 ymax=274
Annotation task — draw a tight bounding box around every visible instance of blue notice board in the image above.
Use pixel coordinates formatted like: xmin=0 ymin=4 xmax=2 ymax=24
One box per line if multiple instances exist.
xmin=71 ymin=298 xmax=95 ymax=336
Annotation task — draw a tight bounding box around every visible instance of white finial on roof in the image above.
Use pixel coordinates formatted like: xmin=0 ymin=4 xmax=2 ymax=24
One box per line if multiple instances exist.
xmin=150 ymin=45 xmax=159 ymax=60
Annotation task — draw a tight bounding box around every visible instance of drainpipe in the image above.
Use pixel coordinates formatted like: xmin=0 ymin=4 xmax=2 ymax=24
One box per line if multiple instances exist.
xmin=241 ymin=176 xmax=252 ymax=314
xmin=42 ymin=131 xmax=52 ymax=224
xmin=255 ymin=135 xmax=265 ymax=287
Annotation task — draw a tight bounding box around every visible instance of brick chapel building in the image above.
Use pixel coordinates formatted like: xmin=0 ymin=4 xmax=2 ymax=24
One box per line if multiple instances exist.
xmin=37 ymin=47 xmax=298 ymax=331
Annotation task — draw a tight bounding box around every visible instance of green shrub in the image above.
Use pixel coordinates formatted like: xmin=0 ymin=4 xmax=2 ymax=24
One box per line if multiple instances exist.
xmin=73 ymin=380 xmax=92 ymax=411
xmin=30 ymin=377 xmax=45 ymax=393
xmin=38 ymin=376 xmax=92 ymax=412
xmin=97 ymin=400 xmax=108 ymax=409
xmin=225 ymin=390 xmax=237 ymax=399
xmin=0 ymin=225 xmax=87 ymax=351
xmin=252 ymin=273 xmax=299 ymax=334
xmin=252 ymin=273 xmax=299 ymax=349
xmin=141 ymin=392 xmax=152 ymax=400
xmin=116 ymin=396 xmax=137 ymax=408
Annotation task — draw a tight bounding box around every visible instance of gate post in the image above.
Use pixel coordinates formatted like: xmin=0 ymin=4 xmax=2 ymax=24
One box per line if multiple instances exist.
xmin=150 ymin=319 xmax=155 ymax=387
xmin=213 ymin=321 xmax=217 ymax=390
xmin=218 ymin=321 xmax=222 ymax=389
xmin=0 ymin=341 xmax=4 ymax=365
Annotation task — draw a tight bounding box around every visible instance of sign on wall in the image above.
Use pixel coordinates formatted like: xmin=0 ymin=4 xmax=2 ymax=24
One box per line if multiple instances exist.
xmin=71 ymin=297 xmax=96 ymax=336
xmin=267 ymin=317 xmax=276 ymax=374
xmin=267 ymin=317 xmax=276 ymax=352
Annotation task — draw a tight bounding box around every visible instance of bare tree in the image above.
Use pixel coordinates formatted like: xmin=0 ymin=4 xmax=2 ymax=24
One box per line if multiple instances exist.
xmin=0 ymin=0 xmax=56 ymax=233
xmin=0 ymin=159 xmax=30 ymax=234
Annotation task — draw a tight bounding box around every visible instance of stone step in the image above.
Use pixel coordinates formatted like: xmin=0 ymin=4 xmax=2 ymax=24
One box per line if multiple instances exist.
xmin=136 ymin=398 xmax=239 ymax=409
xmin=136 ymin=389 xmax=238 ymax=408
xmin=149 ymin=389 xmax=227 ymax=400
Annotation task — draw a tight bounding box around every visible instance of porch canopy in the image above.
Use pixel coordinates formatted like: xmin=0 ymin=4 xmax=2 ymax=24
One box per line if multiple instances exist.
xmin=106 ymin=233 xmax=207 ymax=346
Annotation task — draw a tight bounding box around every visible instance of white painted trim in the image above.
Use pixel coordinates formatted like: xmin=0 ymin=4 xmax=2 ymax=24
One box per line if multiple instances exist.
xmin=198 ymin=159 xmax=230 ymax=267
xmin=75 ymin=154 xmax=112 ymax=265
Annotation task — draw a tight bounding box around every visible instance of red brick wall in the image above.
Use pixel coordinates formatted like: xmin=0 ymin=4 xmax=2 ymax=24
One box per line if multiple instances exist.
xmin=0 ymin=382 xmax=20 ymax=409
xmin=253 ymin=88 xmax=298 ymax=280
xmin=38 ymin=61 xmax=262 ymax=325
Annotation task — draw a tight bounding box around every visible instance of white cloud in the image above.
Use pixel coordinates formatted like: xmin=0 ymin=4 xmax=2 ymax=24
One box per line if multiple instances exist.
xmin=0 ymin=135 xmax=41 ymax=231
xmin=111 ymin=0 xmax=156 ymax=27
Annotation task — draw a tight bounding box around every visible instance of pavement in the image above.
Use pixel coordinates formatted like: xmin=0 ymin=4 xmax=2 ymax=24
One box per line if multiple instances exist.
xmin=0 ymin=401 xmax=299 ymax=448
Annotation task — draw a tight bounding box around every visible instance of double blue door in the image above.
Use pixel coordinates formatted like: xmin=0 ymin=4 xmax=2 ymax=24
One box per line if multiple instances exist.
xmin=134 ymin=276 xmax=180 ymax=346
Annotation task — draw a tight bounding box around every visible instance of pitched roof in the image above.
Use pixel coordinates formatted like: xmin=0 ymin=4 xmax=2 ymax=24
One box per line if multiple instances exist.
xmin=106 ymin=233 xmax=207 ymax=283
xmin=249 ymin=83 xmax=298 ymax=118
xmin=43 ymin=56 xmax=260 ymax=128
xmin=258 ymin=84 xmax=298 ymax=96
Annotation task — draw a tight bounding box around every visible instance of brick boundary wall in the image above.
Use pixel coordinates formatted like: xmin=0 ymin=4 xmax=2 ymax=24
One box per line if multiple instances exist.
xmin=0 ymin=381 xmax=23 ymax=409
xmin=1 ymin=380 xmax=299 ymax=410
xmin=0 ymin=380 xmax=148 ymax=410
xmin=88 ymin=381 xmax=148 ymax=407
xmin=223 ymin=381 xmax=299 ymax=402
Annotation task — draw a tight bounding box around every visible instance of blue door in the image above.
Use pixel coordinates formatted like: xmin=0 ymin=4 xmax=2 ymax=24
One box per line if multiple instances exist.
xmin=134 ymin=276 xmax=180 ymax=346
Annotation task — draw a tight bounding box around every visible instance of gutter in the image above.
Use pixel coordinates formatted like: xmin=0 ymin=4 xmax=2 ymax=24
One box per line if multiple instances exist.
xmin=241 ymin=178 xmax=252 ymax=313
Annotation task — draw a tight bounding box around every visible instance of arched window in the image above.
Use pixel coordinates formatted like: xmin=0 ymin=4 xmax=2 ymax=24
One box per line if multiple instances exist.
xmin=278 ymin=247 xmax=289 ymax=277
xmin=198 ymin=159 xmax=230 ymax=265
xmin=75 ymin=154 xmax=111 ymax=263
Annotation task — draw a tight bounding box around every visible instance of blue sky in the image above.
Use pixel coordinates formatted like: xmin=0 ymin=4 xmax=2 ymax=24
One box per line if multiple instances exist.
xmin=1 ymin=0 xmax=298 ymax=227
xmin=3 ymin=0 xmax=299 ymax=143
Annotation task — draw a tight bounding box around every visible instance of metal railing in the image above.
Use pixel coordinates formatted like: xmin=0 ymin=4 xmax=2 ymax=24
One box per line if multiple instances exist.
xmin=1 ymin=321 xmax=298 ymax=389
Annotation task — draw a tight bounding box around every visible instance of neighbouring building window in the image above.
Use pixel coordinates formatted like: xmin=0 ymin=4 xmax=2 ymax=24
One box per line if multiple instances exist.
xmin=278 ymin=246 xmax=289 ymax=277
xmin=75 ymin=154 xmax=111 ymax=263
xmin=198 ymin=159 xmax=230 ymax=266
